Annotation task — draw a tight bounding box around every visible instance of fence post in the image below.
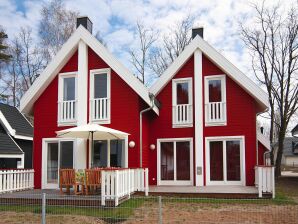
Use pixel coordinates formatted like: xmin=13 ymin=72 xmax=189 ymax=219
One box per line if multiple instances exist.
xmin=158 ymin=196 xmax=162 ymax=224
xmin=42 ymin=193 xmax=46 ymax=224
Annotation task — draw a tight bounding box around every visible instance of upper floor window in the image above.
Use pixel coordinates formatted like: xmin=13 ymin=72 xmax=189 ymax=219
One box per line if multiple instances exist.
xmin=172 ymin=78 xmax=193 ymax=127
xmin=58 ymin=72 xmax=77 ymax=125
xmin=204 ymin=75 xmax=226 ymax=126
xmin=90 ymin=68 xmax=111 ymax=124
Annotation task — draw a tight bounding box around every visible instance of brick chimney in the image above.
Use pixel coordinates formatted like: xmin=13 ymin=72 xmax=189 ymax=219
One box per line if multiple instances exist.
xmin=192 ymin=27 xmax=204 ymax=39
xmin=77 ymin=16 xmax=93 ymax=34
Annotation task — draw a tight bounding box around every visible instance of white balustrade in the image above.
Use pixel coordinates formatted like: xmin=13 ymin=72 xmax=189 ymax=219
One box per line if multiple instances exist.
xmin=58 ymin=100 xmax=76 ymax=123
xmin=205 ymin=102 xmax=226 ymax=124
xmin=173 ymin=104 xmax=192 ymax=125
xmin=0 ymin=169 xmax=34 ymax=193
xmin=91 ymin=98 xmax=110 ymax=121
xmin=101 ymin=168 xmax=149 ymax=206
xmin=254 ymin=166 xmax=275 ymax=198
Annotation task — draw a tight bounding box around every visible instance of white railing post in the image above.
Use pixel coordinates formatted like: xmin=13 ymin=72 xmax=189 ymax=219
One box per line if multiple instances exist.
xmin=114 ymin=170 xmax=119 ymax=206
xmin=101 ymin=170 xmax=106 ymax=206
xmin=258 ymin=167 xmax=262 ymax=198
xmin=272 ymin=166 xmax=275 ymax=199
xmin=145 ymin=168 xmax=149 ymax=196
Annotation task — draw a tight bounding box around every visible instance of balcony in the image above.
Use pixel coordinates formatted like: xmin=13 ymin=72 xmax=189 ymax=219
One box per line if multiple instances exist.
xmin=90 ymin=98 xmax=110 ymax=123
xmin=205 ymin=102 xmax=226 ymax=126
xmin=58 ymin=100 xmax=77 ymax=124
xmin=172 ymin=104 xmax=193 ymax=127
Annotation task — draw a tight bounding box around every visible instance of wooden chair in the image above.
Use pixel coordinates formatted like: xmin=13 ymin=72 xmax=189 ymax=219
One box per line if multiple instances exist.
xmin=59 ymin=169 xmax=76 ymax=194
xmin=85 ymin=169 xmax=101 ymax=195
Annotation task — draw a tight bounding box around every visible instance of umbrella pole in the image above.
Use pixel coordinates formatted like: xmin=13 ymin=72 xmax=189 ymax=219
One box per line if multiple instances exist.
xmin=91 ymin=131 xmax=94 ymax=168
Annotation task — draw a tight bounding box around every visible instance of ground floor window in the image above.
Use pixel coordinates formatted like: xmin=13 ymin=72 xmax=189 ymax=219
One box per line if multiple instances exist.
xmin=91 ymin=139 xmax=124 ymax=168
xmin=158 ymin=138 xmax=193 ymax=185
xmin=206 ymin=136 xmax=245 ymax=185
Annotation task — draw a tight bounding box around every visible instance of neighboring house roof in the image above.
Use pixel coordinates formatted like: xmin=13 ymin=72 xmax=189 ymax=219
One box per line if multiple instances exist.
xmin=0 ymin=103 xmax=33 ymax=140
xmin=292 ymin=124 xmax=298 ymax=137
xmin=150 ymin=35 xmax=269 ymax=111
xmin=257 ymin=131 xmax=271 ymax=150
xmin=276 ymin=137 xmax=298 ymax=157
xmin=0 ymin=125 xmax=23 ymax=155
xmin=20 ymin=25 xmax=159 ymax=116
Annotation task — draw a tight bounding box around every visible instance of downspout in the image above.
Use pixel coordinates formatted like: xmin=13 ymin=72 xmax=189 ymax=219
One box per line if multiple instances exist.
xmin=139 ymin=95 xmax=155 ymax=168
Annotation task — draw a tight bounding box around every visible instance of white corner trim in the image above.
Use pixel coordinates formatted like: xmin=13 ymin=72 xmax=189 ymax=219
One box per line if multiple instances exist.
xmin=257 ymin=131 xmax=271 ymax=150
xmin=14 ymin=135 xmax=33 ymax=141
xmin=194 ymin=49 xmax=204 ymax=186
xmin=150 ymin=35 xmax=269 ymax=110
xmin=0 ymin=111 xmax=16 ymax=136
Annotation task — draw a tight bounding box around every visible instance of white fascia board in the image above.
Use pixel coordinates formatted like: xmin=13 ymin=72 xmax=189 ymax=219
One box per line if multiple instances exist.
xmin=0 ymin=111 xmax=16 ymax=136
xmin=14 ymin=135 xmax=33 ymax=141
xmin=20 ymin=25 xmax=159 ymax=115
xmin=150 ymin=36 xmax=269 ymax=111
xmin=257 ymin=131 xmax=271 ymax=150
xmin=20 ymin=29 xmax=81 ymax=115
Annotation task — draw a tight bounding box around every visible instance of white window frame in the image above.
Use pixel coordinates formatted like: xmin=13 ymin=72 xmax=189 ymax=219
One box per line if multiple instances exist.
xmin=157 ymin=137 xmax=193 ymax=186
xmin=89 ymin=68 xmax=111 ymax=124
xmin=58 ymin=72 xmax=78 ymax=126
xmin=172 ymin=78 xmax=193 ymax=128
xmin=42 ymin=138 xmax=76 ymax=189
xmin=205 ymin=136 xmax=246 ymax=186
xmin=204 ymin=75 xmax=227 ymax=126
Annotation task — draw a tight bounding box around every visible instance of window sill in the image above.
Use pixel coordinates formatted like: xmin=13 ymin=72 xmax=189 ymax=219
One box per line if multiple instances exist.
xmin=90 ymin=119 xmax=111 ymax=125
xmin=58 ymin=121 xmax=77 ymax=127
xmin=205 ymin=121 xmax=227 ymax=127
xmin=172 ymin=123 xmax=193 ymax=128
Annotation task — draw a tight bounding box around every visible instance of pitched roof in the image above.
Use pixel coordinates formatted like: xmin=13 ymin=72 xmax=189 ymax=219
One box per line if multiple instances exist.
xmin=279 ymin=137 xmax=298 ymax=157
xmin=0 ymin=103 xmax=33 ymax=139
xmin=20 ymin=25 xmax=159 ymax=116
xmin=150 ymin=35 xmax=269 ymax=111
xmin=0 ymin=125 xmax=23 ymax=155
xmin=292 ymin=124 xmax=298 ymax=137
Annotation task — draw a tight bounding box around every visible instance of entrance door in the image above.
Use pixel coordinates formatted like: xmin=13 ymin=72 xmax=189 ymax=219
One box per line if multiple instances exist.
xmin=158 ymin=138 xmax=193 ymax=185
xmin=45 ymin=141 xmax=74 ymax=189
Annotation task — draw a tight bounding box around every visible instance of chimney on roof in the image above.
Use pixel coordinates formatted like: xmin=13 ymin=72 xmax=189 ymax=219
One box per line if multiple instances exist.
xmin=77 ymin=16 xmax=93 ymax=34
xmin=192 ymin=27 xmax=204 ymax=39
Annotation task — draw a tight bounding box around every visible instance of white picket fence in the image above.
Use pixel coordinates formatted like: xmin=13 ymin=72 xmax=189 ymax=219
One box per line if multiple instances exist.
xmin=0 ymin=169 xmax=34 ymax=193
xmin=101 ymin=168 xmax=149 ymax=206
xmin=254 ymin=166 xmax=275 ymax=198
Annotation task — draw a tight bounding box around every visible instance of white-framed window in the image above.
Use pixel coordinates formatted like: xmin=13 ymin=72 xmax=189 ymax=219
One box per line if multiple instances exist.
xmin=205 ymin=136 xmax=245 ymax=186
xmin=157 ymin=138 xmax=193 ymax=186
xmin=58 ymin=72 xmax=77 ymax=125
xmin=90 ymin=68 xmax=111 ymax=124
xmin=204 ymin=75 xmax=227 ymax=126
xmin=172 ymin=78 xmax=193 ymax=127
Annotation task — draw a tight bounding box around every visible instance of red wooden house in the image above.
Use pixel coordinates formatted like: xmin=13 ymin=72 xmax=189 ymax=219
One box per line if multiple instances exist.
xmin=20 ymin=17 xmax=271 ymax=194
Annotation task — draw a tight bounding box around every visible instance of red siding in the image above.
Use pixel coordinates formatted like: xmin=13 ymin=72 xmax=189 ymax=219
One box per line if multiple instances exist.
xmin=33 ymin=51 xmax=78 ymax=188
xmin=258 ymin=142 xmax=268 ymax=165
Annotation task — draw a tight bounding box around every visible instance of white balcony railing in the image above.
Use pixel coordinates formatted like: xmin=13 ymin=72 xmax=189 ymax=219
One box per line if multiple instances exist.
xmin=205 ymin=102 xmax=226 ymax=125
xmin=0 ymin=169 xmax=34 ymax=193
xmin=173 ymin=104 xmax=193 ymax=126
xmin=101 ymin=168 xmax=149 ymax=206
xmin=91 ymin=98 xmax=110 ymax=122
xmin=58 ymin=100 xmax=76 ymax=123
xmin=255 ymin=166 xmax=275 ymax=198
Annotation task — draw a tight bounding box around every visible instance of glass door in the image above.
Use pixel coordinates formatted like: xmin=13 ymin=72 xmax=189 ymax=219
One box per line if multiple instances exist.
xmin=159 ymin=139 xmax=192 ymax=185
xmin=47 ymin=143 xmax=59 ymax=185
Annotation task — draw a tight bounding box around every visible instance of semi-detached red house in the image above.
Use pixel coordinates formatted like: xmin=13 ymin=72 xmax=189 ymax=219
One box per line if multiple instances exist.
xmin=20 ymin=17 xmax=271 ymax=195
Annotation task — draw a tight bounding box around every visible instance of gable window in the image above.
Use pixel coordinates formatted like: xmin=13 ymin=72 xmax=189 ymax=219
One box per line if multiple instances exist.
xmin=58 ymin=72 xmax=77 ymax=125
xmin=172 ymin=78 xmax=193 ymax=127
xmin=204 ymin=75 xmax=226 ymax=126
xmin=90 ymin=69 xmax=111 ymax=124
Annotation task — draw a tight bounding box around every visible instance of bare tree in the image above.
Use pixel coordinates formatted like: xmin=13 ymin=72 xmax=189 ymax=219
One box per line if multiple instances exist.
xmin=241 ymin=2 xmax=298 ymax=176
xmin=1 ymin=27 xmax=45 ymax=106
xmin=38 ymin=0 xmax=79 ymax=62
xmin=149 ymin=15 xmax=194 ymax=77
xmin=130 ymin=21 xmax=157 ymax=84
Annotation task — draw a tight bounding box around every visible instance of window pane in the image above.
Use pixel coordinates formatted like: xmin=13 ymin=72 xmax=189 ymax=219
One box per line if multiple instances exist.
xmin=92 ymin=140 xmax=107 ymax=167
xmin=226 ymin=140 xmax=241 ymax=181
xmin=110 ymin=140 xmax=124 ymax=167
xmin=94 ymin=73 xmax=107 ymax=98
xmin=210 ymin=141 xmax=223 ymax=181
xmin=63 ymin=77 xmax=75 ymax=101
xmin=160 ymin=142 xmax=174 ymax=180
xmin=47 ymin=143 xmax=58 ymax=184
xmin=60 ymin=141 xmax=73 ymax=169
xmin=208 ymin=80 xmax=222 ymax=102
xmin=176 ymin=82 xmax=189 ymax=104
xmin=176 ymin=141 xmax=190 ymax=180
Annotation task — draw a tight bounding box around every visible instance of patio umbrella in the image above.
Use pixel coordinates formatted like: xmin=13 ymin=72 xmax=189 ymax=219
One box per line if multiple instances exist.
xmin=56 ymin=123 xmax=129 ymax=167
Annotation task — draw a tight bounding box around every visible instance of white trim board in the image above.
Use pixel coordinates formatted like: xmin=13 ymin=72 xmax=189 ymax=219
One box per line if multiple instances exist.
xmin=150 ymin=35 xmax=269 ymax=111
xmin=257 ymin=131 xmax=270 ymax=150
xmin=20 ymin=25 xmax=159 ymax=116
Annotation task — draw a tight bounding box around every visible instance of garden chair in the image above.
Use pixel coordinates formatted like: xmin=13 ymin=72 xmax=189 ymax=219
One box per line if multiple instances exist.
xmin=59 ymin=169 xmax=77 ymax=194
xmin=85 ymin=169 xmax=101 ymax=195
